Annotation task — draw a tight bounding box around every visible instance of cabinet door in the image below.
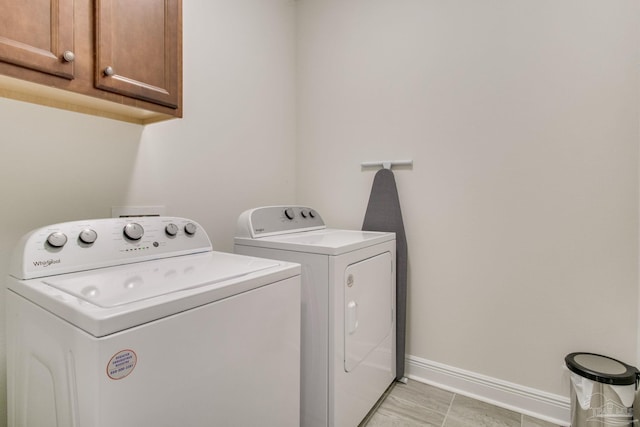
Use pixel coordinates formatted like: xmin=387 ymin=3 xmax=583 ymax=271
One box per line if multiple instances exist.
xmin=95 ymin=0 xmax=181 ymax=109
xmin=0 ymin=0 xmax=75 ymax=79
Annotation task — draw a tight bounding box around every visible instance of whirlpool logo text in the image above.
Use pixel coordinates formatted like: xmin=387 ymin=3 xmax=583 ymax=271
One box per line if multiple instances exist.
xmin=33 ymin=259 xmax=61 ymax=268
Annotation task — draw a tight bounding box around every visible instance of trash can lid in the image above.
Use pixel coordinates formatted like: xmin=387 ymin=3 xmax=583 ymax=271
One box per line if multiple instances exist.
xmin=565 ymin=352 xmax=638 ymax=386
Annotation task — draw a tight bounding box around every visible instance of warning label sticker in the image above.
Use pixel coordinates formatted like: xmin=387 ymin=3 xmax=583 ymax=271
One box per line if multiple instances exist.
xmin=107 ymin=349 xmax=137 ymax=380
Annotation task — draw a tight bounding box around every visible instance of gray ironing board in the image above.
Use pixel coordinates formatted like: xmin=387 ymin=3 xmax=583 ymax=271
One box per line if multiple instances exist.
xmin=362 ymin=168 xmax=407 ymax=381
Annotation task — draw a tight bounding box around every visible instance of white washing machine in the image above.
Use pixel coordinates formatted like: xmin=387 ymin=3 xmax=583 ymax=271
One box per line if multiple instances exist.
xmin=234 ymin=206 xmax=396 ymax=427
xmin=6 ymin=216 xmax=301 ymax=427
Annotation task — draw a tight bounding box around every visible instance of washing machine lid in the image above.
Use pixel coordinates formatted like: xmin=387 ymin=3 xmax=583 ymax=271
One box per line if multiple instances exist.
xmin=43 ymin=252 xmax=280 ymax=308
xmin=235 ymin=229 xmax=395 ymax=256
xmin=8 ymin=251 xmax=300 ymax=337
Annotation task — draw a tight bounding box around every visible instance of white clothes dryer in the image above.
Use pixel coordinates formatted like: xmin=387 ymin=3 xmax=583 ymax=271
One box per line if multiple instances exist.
xmin=234 ymin=206 xmax=396 ymax=427
xmin=6 ymin=216 xmax=301 ymax=427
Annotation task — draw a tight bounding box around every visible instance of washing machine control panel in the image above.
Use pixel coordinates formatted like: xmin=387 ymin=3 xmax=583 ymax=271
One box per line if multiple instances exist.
xmin=10 ymin=217 xmax=212 ymax=280
xmin=236 ymin=206 xmax=326 ymax=238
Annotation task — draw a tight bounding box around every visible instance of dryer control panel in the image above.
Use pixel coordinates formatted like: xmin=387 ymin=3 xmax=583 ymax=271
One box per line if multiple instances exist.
xmin=10 ymin=217 xmax=212 ymax=279
xmin=236 ymin=206 xmax=326 ymax=238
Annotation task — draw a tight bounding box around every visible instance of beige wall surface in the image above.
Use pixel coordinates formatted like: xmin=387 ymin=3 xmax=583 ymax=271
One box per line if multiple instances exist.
xmin=0 ymin=2 xmax=296 ymax=426
xmin=295 ymin=0 xmax=639 ymax=396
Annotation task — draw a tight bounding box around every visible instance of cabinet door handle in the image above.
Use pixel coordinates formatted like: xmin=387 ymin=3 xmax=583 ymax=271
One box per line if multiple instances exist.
xmin=104 ymin=66 xmax=115 ymax=77
xmin=62 ymin=51 xmax=75 ymax=62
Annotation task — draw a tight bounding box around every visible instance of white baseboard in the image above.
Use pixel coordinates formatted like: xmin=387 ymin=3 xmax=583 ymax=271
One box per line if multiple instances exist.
xmin=405 ymin=354 xmax=570 ymax=426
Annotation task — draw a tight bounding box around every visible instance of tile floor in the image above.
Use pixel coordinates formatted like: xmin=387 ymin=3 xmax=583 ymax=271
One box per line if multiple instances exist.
xmin=360 ymin=379 xmax=561 ymax=427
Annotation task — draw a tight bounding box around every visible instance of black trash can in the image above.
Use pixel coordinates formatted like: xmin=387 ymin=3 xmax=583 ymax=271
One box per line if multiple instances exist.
xmin=565 ymin=352 xmax=639 ymax=426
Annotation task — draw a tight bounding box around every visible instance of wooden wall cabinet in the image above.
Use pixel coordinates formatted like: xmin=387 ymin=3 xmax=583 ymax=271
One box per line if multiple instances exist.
xmin=0 ymin=0 xmax=76 ymax=79
xmin=0 ymin=0 xmax=182 ymax=124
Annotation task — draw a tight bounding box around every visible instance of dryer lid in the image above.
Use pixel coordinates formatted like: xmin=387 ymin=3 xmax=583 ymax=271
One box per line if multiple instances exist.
xmin=235 ymin=229 xmax=395 ymax=255
xmin=43 ymin=252 xmax=281 ymax=308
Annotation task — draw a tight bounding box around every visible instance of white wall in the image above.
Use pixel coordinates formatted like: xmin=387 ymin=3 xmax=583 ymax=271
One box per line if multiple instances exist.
xmin=0 ymin=1 xmax=296 ymax=426
xmin=296 ymin=0 xmax=639 ymax=399
xmin=128 ymin=0 xmax=297 ymax=251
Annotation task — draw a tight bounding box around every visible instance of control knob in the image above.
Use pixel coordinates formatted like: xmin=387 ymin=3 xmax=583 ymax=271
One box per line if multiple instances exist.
xmin=47 ymin=232 xmax=68 ymax=248
xmin=79 ymin=228 xmax=98 ymax=244
xmin=123 ymin=223 xmax=144 ymax=240
xmin=184 ymin=222 xmax=197 ymax=235
xmin=165 ymin=223 xmax=179 ymax=236
xmin=284 ymin=208 xmax=295 ymax=220
xmin=301 ymin=209 xmax=316 ymax=219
